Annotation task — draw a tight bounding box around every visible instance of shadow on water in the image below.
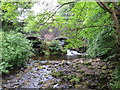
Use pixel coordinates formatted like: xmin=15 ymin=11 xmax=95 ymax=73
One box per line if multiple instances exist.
xmin=31 ymin=54 xmax=85 ymax=61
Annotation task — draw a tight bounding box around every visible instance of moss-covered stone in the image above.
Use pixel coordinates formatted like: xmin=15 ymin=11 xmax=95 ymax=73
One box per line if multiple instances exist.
xmin=82 ymin=61 xmax=91 ymax=65
xmin=101 ymin=66 xmax=107 ymax=70
xmin=76 ymin=73 xmax=83 ymax=78
xmin=75 ymin=84 xmax=82 ymax=88
xmin=101 ymin=70 xmax=106 ymax=74
xmin=70 ymin=78 xmax=80 ymax=84
xmin=37 ymin=66 xmax=44 ymax=69
xmin=87 ymin=66 xmax=94 ymax=69
xmin=50 ymin=71 xmax=64 ymax=78
xmin=82 ymin=81 xmax=90 ymax=86
xmin=78 ymin=70 xmax=85 ymax=74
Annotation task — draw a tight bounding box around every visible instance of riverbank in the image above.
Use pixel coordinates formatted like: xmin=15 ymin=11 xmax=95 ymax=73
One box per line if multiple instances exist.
xmin=2 ymin=57 xmax=114 ymax=89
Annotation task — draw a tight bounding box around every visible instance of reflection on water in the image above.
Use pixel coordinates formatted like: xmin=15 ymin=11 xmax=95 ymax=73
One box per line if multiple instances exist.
xmin=31 ymin=55 xmax=83 ymax=61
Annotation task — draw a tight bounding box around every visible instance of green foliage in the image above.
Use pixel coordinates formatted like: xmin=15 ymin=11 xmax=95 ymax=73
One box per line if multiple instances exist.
xmin=1 ymin=2 xmax=33 ymax=21
xmin=49 ymin=40 xmax=64 ymax=55
xmin=111 ymin=63 xmax=120 ymax=89
xmin=0 ymin=61 xmax=11 ymax=73
xmin=87 ymin=28 xmax=118 ymax=59
xmin=1 ymin=2 xmax=34 ymax=31
xmin=59 ymin=3 xmax=74 ymax=21
xmin=56 ymin=2 xmax=112 ymax=49
xmin=1 ymin=31 xmax=32 ymax=73
xmin=24 ymin=12 xmax=52 ymax=32
xmin=39 ymin=41 xmax=51 ymax=55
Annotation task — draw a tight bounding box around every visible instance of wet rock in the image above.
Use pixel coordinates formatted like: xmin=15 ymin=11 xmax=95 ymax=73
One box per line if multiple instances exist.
xmin=38 ymin=81 xmax=43 ymax=85
xmin=108 ymin=65 xmax=113 ymax=69
xmin=107 ymin=76 xmax=111 ymax=80
xmin=75 ymin=84 xmax=82 ymax=88
xmin=75 ymin=61 xmax=81 ymax=64
xmin=12 ymin=82 xmax=20 ymax=86
xmin=67 ymin=75 xmax=73 ymax=80
xmin=16 ymin=73 xmax=21 ymax=77
xmin=97 ymin=66 xmax=101 ymax=69
xmin=73 ymin=65 xmax=78 ymax=68
xmin=84 ymin=73 xmax=92 ymax=77
xmin=61 ymin=76 xmax=67 ymax=81
xmin=37 ymin=66 xmax=44 ymax=69
xmin=33 ymin=76 xmax=37 ymax=78
xmin=42 ymin=84 xmax=51 ymax=89
xmin=78 ymin=70 xmax=85 ymax=74
xmin=93 ymin=58 xmax=100 ymax=62
xmin=53 ymin=84 xmax=59 ymax=88
xmin=68 ymin=84 xmax=73 ymax=88
xmin=89 ymin=83 xmax=99 ymax=89
xmin=108 ymin=70 xmax=113 ymax=73
xmin=87 ymin=66 xmax=94 ymax=69
xmin=50 ymin=71 xmax=64 ymax=78
xmin=101 ymin=66 xmax=107 ymax=70
xmin=51 ymin=69 xmax=57 ymax=72
xmin=82 ymin=81 xmax=90 ymax=87
xmin=27 ymin=77 xmax=31 ymax=79
xmin=30 ymin=70 xmax=34 ymax=73
xmin=82 ymin=62 xmax=91 ymax=65
xmin=34 ymin=63 xmax=39 ymax=67
xmin=59 ymin=61 xmax=70 ymax=66
xmin=76 ymin=73 xmax=83 ymax=79
xmin=101 ymin=70 xmax=107 ymax=74
xmin=69 ymin=76 xmax=81 ymax=84
xmin=40 ymin=61 xmax=49 ymax=65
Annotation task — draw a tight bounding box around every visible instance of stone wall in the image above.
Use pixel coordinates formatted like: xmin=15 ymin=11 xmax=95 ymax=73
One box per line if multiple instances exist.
xmin=40 ymin=26 xmax=61 ymax=41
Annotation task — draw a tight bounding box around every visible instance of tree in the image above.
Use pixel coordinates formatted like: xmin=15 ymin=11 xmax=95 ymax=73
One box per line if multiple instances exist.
xmin=54 ymin=2 xmax=113 ymax=49
xmin=1 ymin=2 xmax=34 ymax=31
xmin=95 ymin=0 xmax=120 ymax=51
xmin=56 ymin=1 xmax=119 ymax=51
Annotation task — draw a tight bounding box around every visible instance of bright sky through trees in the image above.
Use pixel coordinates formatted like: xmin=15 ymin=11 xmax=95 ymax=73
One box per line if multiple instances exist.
xmin=32 ymin=0 xmax=58 ymax=14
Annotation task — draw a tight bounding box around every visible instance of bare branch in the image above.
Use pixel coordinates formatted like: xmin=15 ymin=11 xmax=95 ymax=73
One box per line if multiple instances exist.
xmin=112 ymin=1 xmax=120 ymax=10
xmin=112 ymin=1 xmax=120 ymax=15
xmin=61 ymin=0 xmax=81 ymax=5
xmin=95 ymin=0 xmax=112 ymax=14
xmin=42 ymin=0 xmax=81 ymax=24
xmin=111 ymin=10 xmax=120 ymax=34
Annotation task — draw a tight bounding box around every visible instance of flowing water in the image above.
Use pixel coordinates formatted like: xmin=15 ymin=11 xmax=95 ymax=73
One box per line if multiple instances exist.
xmin=31 ymin=54 xmax=84 ymax=60
xmin=2 ymin=54 xmax=113 ymax=89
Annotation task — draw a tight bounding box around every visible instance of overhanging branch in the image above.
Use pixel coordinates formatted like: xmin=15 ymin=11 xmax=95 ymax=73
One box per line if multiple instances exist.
xmin=71 ymin=25 xmax=114 ymax=30
xmin=42 ymin=0 xmax=81 ymax=24
xmin=112 ymin=1 xmax=120 ymax=11
xmin=95 ymin=0 xmax=112 ymax=14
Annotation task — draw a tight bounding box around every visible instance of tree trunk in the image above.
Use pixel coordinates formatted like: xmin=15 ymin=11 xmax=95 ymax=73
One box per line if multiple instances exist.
xmin=111 ymin=8 xmax=120 ymax=51
xmin=96 ymin=0 xmax=120 ymax=51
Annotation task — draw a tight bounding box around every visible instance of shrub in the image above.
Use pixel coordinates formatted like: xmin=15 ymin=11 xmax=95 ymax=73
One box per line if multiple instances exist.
xmin=1 ymin=31 xmax=32 ymax=73
xmin=111 ymin=63 xmax=120 ymax=89
xmin=49 ymin=40 xmax=64 ymax=55
xmin=87 ymin=28 xmax=118 ymax=59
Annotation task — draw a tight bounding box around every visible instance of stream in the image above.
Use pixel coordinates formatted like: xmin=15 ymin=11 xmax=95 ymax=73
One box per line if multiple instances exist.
xmin=2 ymin=55 xmax=114 ymax=89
